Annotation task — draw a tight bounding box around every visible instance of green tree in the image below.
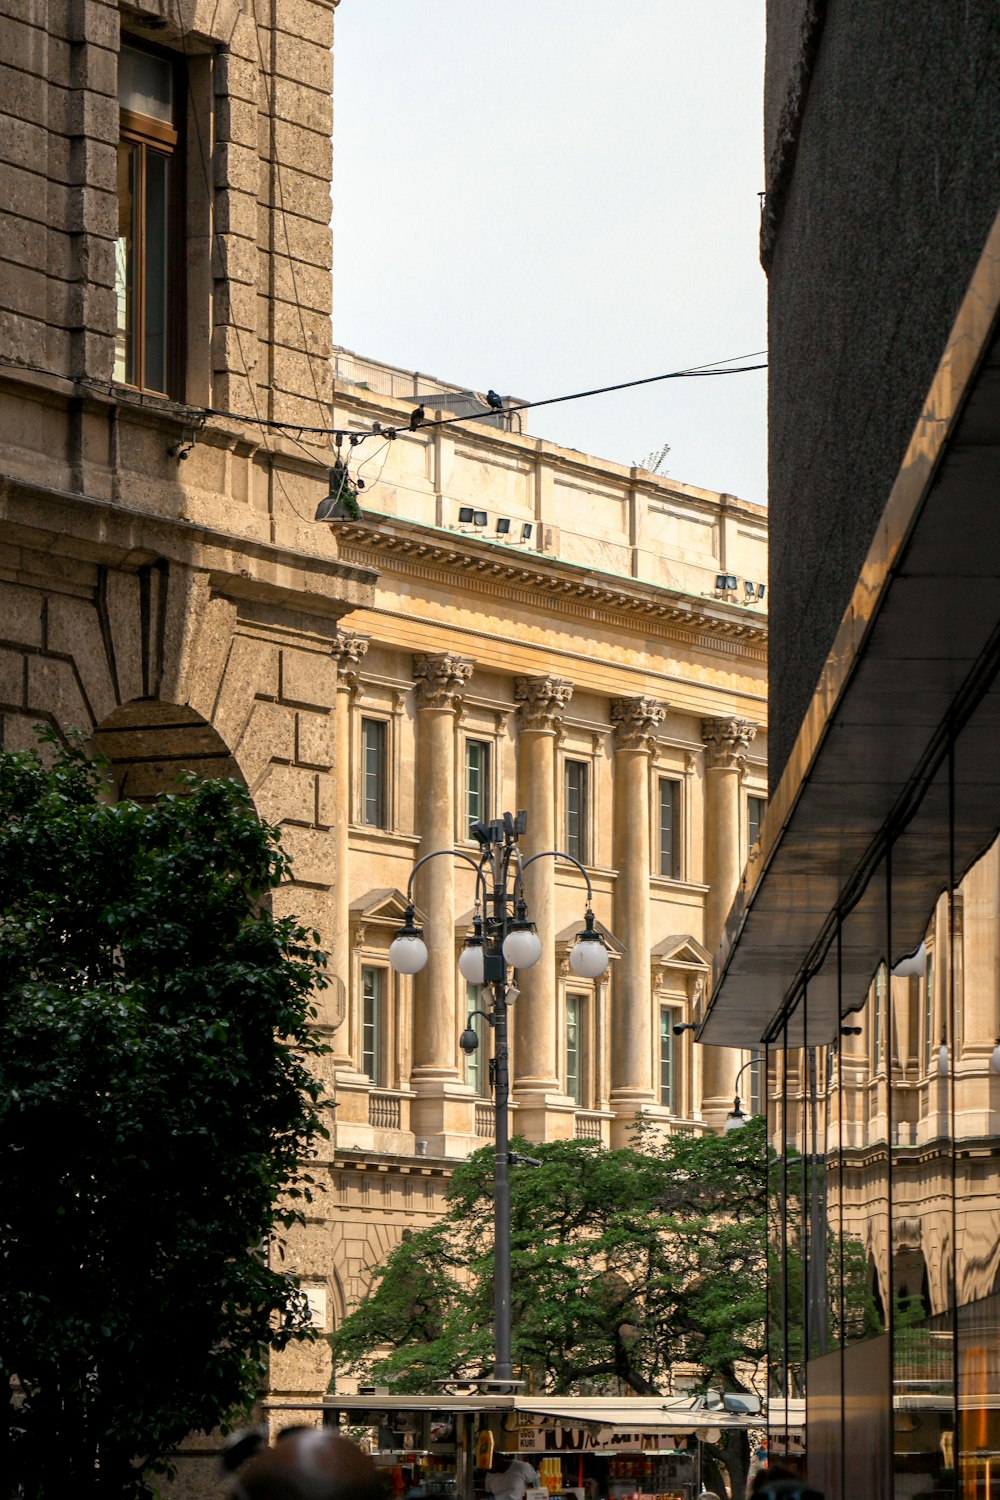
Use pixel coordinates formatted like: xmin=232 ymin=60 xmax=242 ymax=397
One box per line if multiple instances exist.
xmin=332 ymin=1119 xmax=770 ymax=1498
xmin=0 ymin=737 xmax=330 ymax=1498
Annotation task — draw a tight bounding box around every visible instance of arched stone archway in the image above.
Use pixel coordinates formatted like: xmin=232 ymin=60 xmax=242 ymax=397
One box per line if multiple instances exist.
xmin=92 ymin=700 xmax=243 ymax=802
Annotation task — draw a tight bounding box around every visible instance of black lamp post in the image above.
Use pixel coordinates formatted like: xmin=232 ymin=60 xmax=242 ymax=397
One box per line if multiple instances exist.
xmin=388 ymin=809 xmax=608 ymax=1389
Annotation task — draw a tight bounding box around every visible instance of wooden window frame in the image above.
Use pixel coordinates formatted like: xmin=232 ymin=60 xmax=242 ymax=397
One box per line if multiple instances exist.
xmin=465 ymin=738 xmax=492 ymax=836
xmin=659 ymin=1007 xmax=677 ymax=1111
xmin=360 ymin=716 xmax=388 ymax=828
xmin=115 ymin=43 xmax=186 ymax=397
xmin=564 ymin=758 xmax=590 ymax=866
xmin=361 ymin=965 xmax=385 ymax=1085
xmin=658 ymin=776 xmax=682 ymax=880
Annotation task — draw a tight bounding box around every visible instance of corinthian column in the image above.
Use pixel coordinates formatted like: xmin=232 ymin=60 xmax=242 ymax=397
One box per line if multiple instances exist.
xmin=701 ymin=715 xmax=757 ymax=1123
xmin=512 ymin=675 xmax=573 ymax=1140
xmin=410 ymin=652 xmax=475 ymax=1148
xmin=610 ymin=697 xmax=667 ymax=1138
xmin=330 ymin=633 xmax=368 ymax=1067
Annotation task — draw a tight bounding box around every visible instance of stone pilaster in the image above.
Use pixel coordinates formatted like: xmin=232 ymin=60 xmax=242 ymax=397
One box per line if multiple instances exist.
xmin=609 ymin=697 xmax=667 ymax=1139
xmin=329 ymin=633 xmax=368 ymax=1067
xmin=512 ymin=676 xmax=574 ymax=1140
xmin=700 ymin=716 xmax=757 ymax=1124
xmin=410 ymin=653 xmax=475 ymax=1152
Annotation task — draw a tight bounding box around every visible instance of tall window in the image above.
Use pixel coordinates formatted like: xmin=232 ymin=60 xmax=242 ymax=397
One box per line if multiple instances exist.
xmin=361 ymin=718 xmax=387 ymax=827
xmin=566 ymin=994 xmax=586 ymax=1104
xmin=659 ymin=1009 xmax=676 ymax=1111
xmin=748 ymin=794 xmax=766 ymax=852
xmin=873 ymin=964 xmax=887 ymax=1067
xmin=659 ymin=778 xmax=681 ymax=879
xmin=115 ymin=45 xmax=182 ymax=395
xmin=465 ymin=985 xmax=491 ymax=1098
xmin=465 ymin=739 xmax=491 ymax=835
xmin=361 ymin=966 xmax=385 ymax=1085
xmin=564 ymin=760 xmax=589 ymax=864
xmin=923 ymin=952 xmax=935 ymax=1073
xmin=748 ymin=1049 xmax=763 ymax=1115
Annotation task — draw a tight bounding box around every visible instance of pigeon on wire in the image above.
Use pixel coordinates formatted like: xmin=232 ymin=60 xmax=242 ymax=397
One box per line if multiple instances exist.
xmin=409 ymin=405 xmax=425 ymax=431
xmin=486 ymin=389 xmax=505 ymax=411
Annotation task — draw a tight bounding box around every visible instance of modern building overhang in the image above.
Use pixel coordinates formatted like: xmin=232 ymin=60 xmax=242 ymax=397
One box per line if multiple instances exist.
xmin=702 ymin=210 xmax=1000 ymax=1051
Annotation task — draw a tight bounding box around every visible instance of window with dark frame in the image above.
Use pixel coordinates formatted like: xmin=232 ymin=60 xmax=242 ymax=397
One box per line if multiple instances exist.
xmin=465 ymin=984 xmax=491 ymax=1098
xmin=465 ymin=739 xmax=491 ymax=835
xmin=923 ymin=952 xmax=935 ymax=1074
xmin=361 ymin=718 xmax=387 ymax=828
xmin=361 ymin=966 xmax=385 ymax=1085
xmin=658 ymin=778 xmax=681 ymax=879
xmin=659 ymin=1009 xmax=676 ymax=1111
xmin=873 ymin=964 xmax=886 ymax=1067
xmin=115 ymin=44 xmax=184 ymax=396
xmin=564 ymin=759 xmax=589 ymax=864
xmin=748 ymin=1049 xmax=763 ymax=1115
xmin=748 ymin=794 xmax=766 ymax=853
xmin=566 ymin=993 xmax=586 ymax=1105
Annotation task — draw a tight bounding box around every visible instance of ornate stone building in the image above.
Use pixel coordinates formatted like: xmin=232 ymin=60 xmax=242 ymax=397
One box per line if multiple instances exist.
xmin=0 ymin=0 xmax=768 ymax=1469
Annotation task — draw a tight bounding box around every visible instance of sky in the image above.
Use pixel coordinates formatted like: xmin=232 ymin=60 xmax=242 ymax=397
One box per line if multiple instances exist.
xmin=331 ymin=2 xmax=768 ymax=506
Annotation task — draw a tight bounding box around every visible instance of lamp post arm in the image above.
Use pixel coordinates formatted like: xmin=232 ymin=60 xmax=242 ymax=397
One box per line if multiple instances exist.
xmin=731 ymin=1056 xmax=759 ymax=1103
xmin=521 ymin=848 xmax=595 ymax=904
xmin=404 ymin=847 xmax=489 ymax=907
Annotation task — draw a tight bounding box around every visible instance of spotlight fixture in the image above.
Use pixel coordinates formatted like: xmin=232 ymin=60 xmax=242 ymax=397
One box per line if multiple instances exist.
xmin=672 ymin=1020 xmax=698 ymax=1036
xmin=496 ymin=517 xmax=511 ymax=535
xmin=472 ymin=510 xmax=487 ymax=527
xmin=521 ymin=523 xmax=533 ymax=541
xmin=458 ymin=506 xmax=474 ymax=524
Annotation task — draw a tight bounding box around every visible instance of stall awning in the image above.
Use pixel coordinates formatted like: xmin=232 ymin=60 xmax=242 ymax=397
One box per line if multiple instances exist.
xmin=701 ymin=210 xmax=1000 ymax=1050
xmin=298 ymin=1393 xmax=770 ymax=1434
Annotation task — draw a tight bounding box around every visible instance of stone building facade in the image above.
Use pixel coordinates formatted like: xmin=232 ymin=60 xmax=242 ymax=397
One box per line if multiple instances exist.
xmin=0 ymin=0 xmax=768 ymax=1477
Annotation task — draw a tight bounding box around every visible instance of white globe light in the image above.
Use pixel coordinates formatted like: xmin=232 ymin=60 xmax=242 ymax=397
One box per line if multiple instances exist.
xmin=992 ymin=1039 xmax=1000 ymax=1075
xmin=458 ymin=944 xmax=486 ymax=984
xmin=388 ymin=933 xmax=428 ymax=974
xmin=569 ymin=937 xmax=609 ymax=978
xmin=502 ymin=926 xmax=542 ymax=970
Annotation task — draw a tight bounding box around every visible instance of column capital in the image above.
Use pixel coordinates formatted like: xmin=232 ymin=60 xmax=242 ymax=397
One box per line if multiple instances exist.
xmin=701 ymin=716 xmax=758 ymax=771
xmin=514 ymin=675 xmax=573 ymax=732
xmin=412 ymin=652 xmax=475 ymax=710
xmin=610 ymin=696 xmax=667 ymax=753
xmin=332 ymin=632 xmax=369 ymax=690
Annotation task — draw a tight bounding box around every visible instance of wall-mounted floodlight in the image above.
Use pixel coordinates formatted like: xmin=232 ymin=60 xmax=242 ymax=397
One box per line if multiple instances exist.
xmin=472 ymin=511 xmax=487 ymax=527
xmin=458 ymin=506 xmax=474 ymax=523
xmin=496 ymin=517 xmax=511 ymax=535
xmin=744 ymin=580 xmax=757 ymax=597
xmin=521 ymin=523 xmax=533 ymax=541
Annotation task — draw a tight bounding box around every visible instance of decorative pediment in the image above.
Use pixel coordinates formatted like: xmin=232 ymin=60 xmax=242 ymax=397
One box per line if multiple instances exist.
xmin=650 ymin=934 xmax=712 ymax=972
xmin=554 ymin=916 xmax=625 ymax=956
xmin=348 ymin=888 xmax=425 ymax=926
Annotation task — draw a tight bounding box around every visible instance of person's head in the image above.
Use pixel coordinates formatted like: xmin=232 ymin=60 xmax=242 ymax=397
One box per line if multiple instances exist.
xmin=233 ymin=1431 xmax=384 ymax=1500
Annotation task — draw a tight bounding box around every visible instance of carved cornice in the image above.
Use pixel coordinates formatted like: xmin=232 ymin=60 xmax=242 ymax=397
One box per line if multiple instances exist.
xmin=412 ymin=652 xmax=475 ymax=711
xmin=610 ymin=696 xmax=668 ymax=753
xmin=333 ymin=632 xmax=369 ymax=689
xmin=514 ymin=675 xmax=574 ymax=732
xmin=332 ymin=523 xmax=767 ymax=654
xmin=701 ymin=716 xmax=758 ymax=771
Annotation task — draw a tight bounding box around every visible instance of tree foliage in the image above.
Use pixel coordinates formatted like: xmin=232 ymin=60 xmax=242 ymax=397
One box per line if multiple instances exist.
xmin=331 ymin=1117 xmax=769 ymax=1397
xmin=0 ymin=736 xmax=330 ymax=1498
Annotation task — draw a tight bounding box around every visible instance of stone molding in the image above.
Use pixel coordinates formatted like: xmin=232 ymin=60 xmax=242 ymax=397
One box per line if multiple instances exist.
xmin=610 ymin=695 xmax=667 ymax=753
xmin=701 ymin=716 xmax=758 ymax=771
xmin=412 ymin=652 xmax=475 ymax=711
xmin=333 ymin=632 xmax=369 ymax=690
xmin=514 ymin=675 xmax=574 ymax=732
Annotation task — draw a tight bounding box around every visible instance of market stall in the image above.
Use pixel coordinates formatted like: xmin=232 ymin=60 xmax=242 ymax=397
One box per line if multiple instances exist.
xmin=263 ymin=1393 xmax=770 ymax=1500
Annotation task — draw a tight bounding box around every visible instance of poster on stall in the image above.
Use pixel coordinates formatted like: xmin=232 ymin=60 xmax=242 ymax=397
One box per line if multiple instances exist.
xmin=516 ymin=1417 xmax=685 ymax=1455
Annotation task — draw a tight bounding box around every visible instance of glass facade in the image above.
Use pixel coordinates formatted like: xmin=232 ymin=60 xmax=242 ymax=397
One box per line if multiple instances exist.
xmin=766 ymin=813 xmax=1000 ymax=1498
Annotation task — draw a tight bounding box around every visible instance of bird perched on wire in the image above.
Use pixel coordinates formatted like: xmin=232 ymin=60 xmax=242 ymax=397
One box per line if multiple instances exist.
xmin=409 ymin=405 xmax=425 ymax=431
xmin=486 ymin=389 xmax=505 ymax=411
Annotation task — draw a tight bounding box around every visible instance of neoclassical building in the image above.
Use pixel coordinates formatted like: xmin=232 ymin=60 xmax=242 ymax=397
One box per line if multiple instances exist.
xmin=267 ymin=350 xmax=769 ymax=1405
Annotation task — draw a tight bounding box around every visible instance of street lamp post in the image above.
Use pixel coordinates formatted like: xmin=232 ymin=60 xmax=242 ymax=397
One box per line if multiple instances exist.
xmin=388 ymin=810 xmax=609 ymax=1389
xmin=722 ymin=1056 xmax=762 ymax=1132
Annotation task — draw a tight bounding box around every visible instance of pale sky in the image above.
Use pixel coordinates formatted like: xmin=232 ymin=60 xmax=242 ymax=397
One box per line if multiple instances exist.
xmin=331 ymin=2 xmax=768 ymax=506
